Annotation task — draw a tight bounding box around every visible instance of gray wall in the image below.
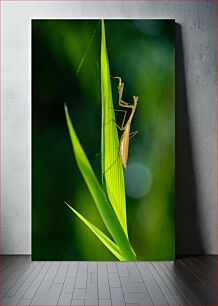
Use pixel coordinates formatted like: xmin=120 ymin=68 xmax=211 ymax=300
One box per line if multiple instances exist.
xmin=1 ymin=1 xmax=217 ymax=255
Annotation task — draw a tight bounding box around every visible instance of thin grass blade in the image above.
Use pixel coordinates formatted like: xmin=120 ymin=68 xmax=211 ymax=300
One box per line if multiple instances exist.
xmin=101 ymin=20 xmax=128 ymax=237
xmin=65 ymin=202 xmax=126 ymax=261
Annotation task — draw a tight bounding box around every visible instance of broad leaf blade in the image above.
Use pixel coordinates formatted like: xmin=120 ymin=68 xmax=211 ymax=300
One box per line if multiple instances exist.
xmin=101 ymin=20 xmax=128 ymax=237
xmin=65 ymin=105 xmax=136 ymax=261
xmin=65 ymin=202 xmax=126 ymax=261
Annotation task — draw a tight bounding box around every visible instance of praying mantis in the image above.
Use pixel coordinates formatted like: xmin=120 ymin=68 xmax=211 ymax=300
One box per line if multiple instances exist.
xmin=113 ymin=76 xmax=138 ymax=169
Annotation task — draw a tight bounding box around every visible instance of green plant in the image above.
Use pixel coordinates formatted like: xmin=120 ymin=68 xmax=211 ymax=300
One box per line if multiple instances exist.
xmin=65 ymin=20 xmax=137 ymax=261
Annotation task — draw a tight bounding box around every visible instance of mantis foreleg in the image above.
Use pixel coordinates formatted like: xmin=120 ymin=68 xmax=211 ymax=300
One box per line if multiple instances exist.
xmin=113 ymin=109 xmax=128 ymax=129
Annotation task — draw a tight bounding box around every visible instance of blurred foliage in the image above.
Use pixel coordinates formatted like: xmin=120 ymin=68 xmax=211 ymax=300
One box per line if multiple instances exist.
xmin=32 ymin=20 xmax=175 ymax=260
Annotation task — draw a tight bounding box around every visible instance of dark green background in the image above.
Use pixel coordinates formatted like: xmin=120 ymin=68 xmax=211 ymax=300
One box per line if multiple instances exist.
xmin=32 ymin=20 xmax=175 ymax=260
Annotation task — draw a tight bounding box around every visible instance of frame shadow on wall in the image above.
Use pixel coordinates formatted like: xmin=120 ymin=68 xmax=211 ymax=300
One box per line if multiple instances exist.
xmin=175 ymin=23 xmax=205 ymax=256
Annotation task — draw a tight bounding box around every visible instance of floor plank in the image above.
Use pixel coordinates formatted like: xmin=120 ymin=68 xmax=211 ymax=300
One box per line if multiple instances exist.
xmin=137 ymin=262 xmax=168 ymax=305
xmin=199 ymin=255 xmax=217 ymax=269
xmin=169 ymin=259 xmax=217 ymax=304
xmin=161 ymin=261 xmax=201 ymax=304
xmin=98 ymin=262 xmax=110 ymax=300
xmin=148 ymin=263 xmax=180 ymax=305
xmin=30 ymin=283 xmax=63 ymax=305
xmin=186 ymin=257 xmax=217 ymax=285
xmin=1 ymin=259 xmax=37 ymax=296
xmin=152 ymin=261 xmax=195 ymax=304
xmin=2 ymin=281 xmax=32 ymax=305
xmin=110 ymin=287 xmax=125 ymax=305
xmin=5 ymin=261 xmax=45 ymax=297
xmin=57 ymin=292 xmax=72 ymax=305
xmin=0 ymin=255 xmax=216 ymax=305
xmin=162 ymin=260 xmax=216 ymax=305
xmin=1 ymin=256 xmax=29 ymax=286
xmin=23 ymin=262 xmax=52 ymax=300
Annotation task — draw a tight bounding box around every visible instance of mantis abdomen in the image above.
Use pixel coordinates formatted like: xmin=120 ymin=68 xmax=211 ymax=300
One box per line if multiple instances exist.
xmin=120 ymin=124 xmax=131 ymax=168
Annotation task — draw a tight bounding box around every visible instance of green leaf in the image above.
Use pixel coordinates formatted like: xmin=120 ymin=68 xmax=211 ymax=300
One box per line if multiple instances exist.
xmin=65 ymin=202 xmax=126 ymax=261
xmin=101 ymin=20 xmax=128 ymax=237
xmin=64 ymin=105 xmax=136 ymax=261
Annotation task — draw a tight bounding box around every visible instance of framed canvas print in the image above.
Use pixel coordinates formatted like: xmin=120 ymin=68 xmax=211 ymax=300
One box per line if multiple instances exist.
xmin=32 ymin=19 xmax=175 ymax=261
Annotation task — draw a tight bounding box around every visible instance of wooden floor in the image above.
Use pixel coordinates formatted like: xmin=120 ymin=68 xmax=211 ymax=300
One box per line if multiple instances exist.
xmin=0 ymin=256 xmax=217 ymax=305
